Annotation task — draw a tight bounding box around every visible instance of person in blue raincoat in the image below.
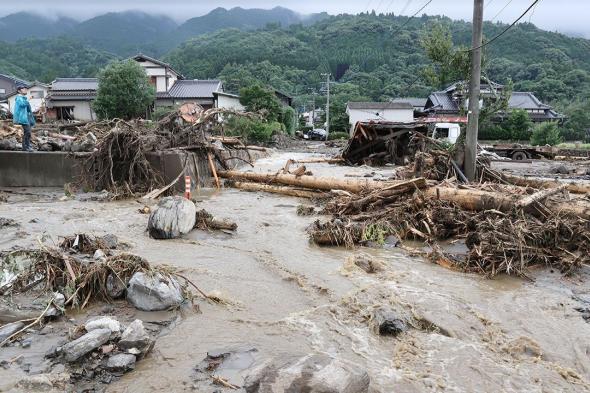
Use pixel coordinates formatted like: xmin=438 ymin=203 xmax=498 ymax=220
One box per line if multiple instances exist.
xmin=13 ymin=85 xmax=35 ymax=152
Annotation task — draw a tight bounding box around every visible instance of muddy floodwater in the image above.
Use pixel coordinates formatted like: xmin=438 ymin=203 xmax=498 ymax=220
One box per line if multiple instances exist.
xmin=1 ymin=150 xmax=590 ymax=392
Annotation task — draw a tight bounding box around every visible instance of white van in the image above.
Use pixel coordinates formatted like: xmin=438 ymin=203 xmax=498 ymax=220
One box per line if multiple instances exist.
xmin=432 ymin=123 xmax=461 ymax=144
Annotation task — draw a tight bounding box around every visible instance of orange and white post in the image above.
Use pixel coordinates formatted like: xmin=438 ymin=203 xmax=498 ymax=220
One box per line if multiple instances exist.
xmin=184 ymin=176 xmax=191 ymax=199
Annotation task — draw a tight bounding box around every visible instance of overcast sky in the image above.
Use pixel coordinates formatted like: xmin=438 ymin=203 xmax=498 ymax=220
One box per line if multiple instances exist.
xmin=1 ymin=0 xmax=588 ymax=38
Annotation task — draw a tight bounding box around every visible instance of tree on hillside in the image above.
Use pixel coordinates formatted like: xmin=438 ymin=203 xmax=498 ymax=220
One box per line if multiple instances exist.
xmin=421 ymin=24 xmax=471 ymax=89
xmin=561 ymin=100 xmax=590 ymax=141
xmin=93 ymin=60 xmax=155 ymax=120
xmin=239 ymin=84 xmax=283 ymax=122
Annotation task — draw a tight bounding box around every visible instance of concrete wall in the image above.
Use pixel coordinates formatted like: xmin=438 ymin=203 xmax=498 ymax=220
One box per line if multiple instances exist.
xmin=347 ymin=108 xmax=414 ymax=130
xmin=0 ymin=151 xmax=86 ymax=187
xmin=216 ymin=95 xmax=244 ymax=111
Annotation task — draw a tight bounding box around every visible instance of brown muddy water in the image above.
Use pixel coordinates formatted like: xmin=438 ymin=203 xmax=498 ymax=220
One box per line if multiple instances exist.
xmin=1 ymin=150 xmax=589 ymax=393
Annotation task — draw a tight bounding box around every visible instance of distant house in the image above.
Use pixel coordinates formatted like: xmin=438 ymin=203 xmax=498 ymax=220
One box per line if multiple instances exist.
xmin=6 ymin=81 xmax=49 ymax=114
xmin=346 ymin=102 xmax=414 ymax=135
xmin=213 ymin=91 xmax=245 ymax=112
xmin=46 ymin=78 xmax=98 ymax=121
xmin=391 ymin=97 xmax=427 ymax=113
xmin=424 ymin=81 xmax=563 ymax=123
xmin=0 ymin=73 xmax=30 ymax=102
xmin=274 ymin=90 xmax=293 ymax=107
xmin=156 ymin=80 xmax=223 ymax=109
xmin=132 ymin=54 xmax=183 ymax=94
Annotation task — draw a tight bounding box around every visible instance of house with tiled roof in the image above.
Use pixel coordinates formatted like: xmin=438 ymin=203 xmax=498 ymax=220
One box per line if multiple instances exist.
xmin=424 ymin=80 xmax=563 ymax=123
xmin=44 ymin=54 xmax=237 ymax=121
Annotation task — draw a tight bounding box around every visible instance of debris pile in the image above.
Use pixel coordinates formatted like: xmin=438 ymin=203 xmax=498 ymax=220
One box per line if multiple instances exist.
xmin=221 ymin=142 xmax=590 ymax=278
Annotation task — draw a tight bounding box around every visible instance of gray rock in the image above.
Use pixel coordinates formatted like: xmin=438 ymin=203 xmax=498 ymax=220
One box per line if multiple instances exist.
xmin=100 ymin=234 xmax=119 ymax=249
xmin=17 ymin=372 xmax=70 ymax=391
xmin=118 ymin=319 xmax=153 ymax=355
xmin=105 ymin=353 xmax=136 ymax=373
xmin=126 ymin=272 xmax=184 ymax=311
xmin=0 ymin=137 xmax=18 ymax=151
xmin=148 ymin=196 xmax=197 ymax=239
xmin=0 ymin=321 xmax=25 ymax=342
xmin=46 ymin=292 xmax=65 ymax=317
xmin=85 ymin=316 xmax=121 ymax=334
xmin=106 ymin=273 xmax=126 ymax=299
xmin=371 ymin=308 xmax=407 ymax=336
xmin=62 ymin=328 xmax=111 ymax=362
xmin=244 ymin=354 xmax=370 ymax=393
xmin=551 ymin=164 xmax=570 ymax=174
xmin=93 ymin=249 xmax=106 ymax=261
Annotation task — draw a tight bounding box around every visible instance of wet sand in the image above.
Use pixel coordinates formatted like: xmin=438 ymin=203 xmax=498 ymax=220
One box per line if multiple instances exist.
xmin=1 ymin=150 xmax=589 ymax=392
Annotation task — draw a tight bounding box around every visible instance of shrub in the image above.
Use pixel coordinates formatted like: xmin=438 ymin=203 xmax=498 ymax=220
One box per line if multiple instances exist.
xmin=93 ymin=60 xmax=155 ymax=120
xmin=479 ymin=123 xmax=511 ymax=140
xmin=225 ymin=116 xmax=283 ymax=144
xmin=281 ymin=106 xmax=296 ymax=135
xmin=328 ymin=131 xmax=350 ymax=140
xmin=151 ymin=106 xmax=177 ymax=121
xmin=530 ymin=122 xmax=562 ymax=146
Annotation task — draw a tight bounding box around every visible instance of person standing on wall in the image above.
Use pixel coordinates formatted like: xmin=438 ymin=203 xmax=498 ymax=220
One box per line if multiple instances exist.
xmin=13 ymin=85 xmax=35 ymax=152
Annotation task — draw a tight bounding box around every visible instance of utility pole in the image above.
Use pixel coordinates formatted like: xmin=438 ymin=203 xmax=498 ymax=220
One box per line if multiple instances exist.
xmin=309 ymin=89 xmax=316 ymax=127
xmin=321 ymin=73 xmax=331 ymax=137
xmin=465 ymin=0 xmax=484 ymax=181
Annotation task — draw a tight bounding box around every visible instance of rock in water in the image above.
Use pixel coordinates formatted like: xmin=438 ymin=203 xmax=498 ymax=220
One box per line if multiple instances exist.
xmin=106 ymin=273 xmax=126 ymax=299
xmin=106 ymin=354 xmax=136 ymax=373
xmin=147 ymin=196 xmax=197 ymax=239
xmin=244 ymin=354 xmax=370 ymax=393
xmin=126 ymin=272 xmax=184 ymax=311
xmin=0 ymin=321 xmax=25 ymax=342
xmin=118 ymin=319 xmax=153 ymax=356
xmin=62 ymin=328 xmax=111 ymax=362
xmin=371 ymin=308 xmax=407 ymax=336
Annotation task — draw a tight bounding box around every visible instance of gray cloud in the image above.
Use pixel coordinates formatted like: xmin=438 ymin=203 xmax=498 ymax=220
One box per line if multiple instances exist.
xmin=1 ymin=0 xmax=588 ymax=37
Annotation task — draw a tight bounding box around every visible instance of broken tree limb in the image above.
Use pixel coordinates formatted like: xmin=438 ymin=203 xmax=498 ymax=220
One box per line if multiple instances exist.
xmin=500 ymin=173 xmax=590 ymax=195
xmin=292 ymin=157 xmax=344 ymax=164
xmin=424 ymin=186 xmax=590 ymax=220
xmin=229 ymin=181 xmax=327 ymax=199
xmin=516 ymin=185 xmax=567 ymax=209
xmin=218 ymin=170 xmax=398 ymax=193
xmin=208 ymin=152 xmax=220 ymax=189
xmin=342 ymin=178 xmax=427 ymax=213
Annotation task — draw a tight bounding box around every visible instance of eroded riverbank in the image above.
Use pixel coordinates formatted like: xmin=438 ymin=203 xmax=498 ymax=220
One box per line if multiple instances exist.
xmin=1 ymin=151 xmax=589 ymax=392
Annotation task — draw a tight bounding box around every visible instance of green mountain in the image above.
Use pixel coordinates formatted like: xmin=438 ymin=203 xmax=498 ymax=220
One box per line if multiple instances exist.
xmin=0 ymin=12 xmax=77 ymax=42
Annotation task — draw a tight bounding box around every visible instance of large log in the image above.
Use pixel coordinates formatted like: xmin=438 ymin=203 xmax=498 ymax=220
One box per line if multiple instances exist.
xmin=424 ymin=186 xmax=590 ymax=220
xmin=218 ymin=170 xmax=396 ymax=193
xmin=500 ymin=173 xmax=590 ymax=195
xmin=231 ymin=182 xmax=326 ymax=199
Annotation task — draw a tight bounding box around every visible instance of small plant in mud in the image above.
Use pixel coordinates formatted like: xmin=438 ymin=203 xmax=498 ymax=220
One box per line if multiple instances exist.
xmin=362 ymin=223 xmax=391 ymax=245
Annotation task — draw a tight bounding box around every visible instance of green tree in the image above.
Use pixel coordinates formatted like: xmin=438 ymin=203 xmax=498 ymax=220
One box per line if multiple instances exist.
xmin=562 ymin=101 xmax=590 ymax=141
xmin=239 ymin=84 xmax=283 ymax=122
xmin=530 ymin=122 xmax=562 ymax=146
xmin=503 ymin=109 xmax=533 ymax=141
xmin=281 ymin=106 xmax=296 ymax=135
xmin=93 ymin=60 xmax=155 ymax=120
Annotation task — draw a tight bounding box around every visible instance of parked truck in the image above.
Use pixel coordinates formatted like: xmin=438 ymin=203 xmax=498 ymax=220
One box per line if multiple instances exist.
xmin=481 ymin=143 xmax=558 ymax=160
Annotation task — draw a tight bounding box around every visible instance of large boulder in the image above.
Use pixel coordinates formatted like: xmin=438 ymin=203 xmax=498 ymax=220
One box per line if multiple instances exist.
xmin=147 ymin=196 xmax=197 ymax=239
xmin=62 ymin=328 xmax=111 ymax=362
xmin=106 ymin=353 xmax=136 ymax=373
xmin=85 ymin=316 xmax=121 ymax=334
xmin=126 ymin=272 xmax=184 ymax=311
xmin=0 ymin=321 xmax=24 ymax=342
xmin=244 ymin=354 xmax=370 ymax=393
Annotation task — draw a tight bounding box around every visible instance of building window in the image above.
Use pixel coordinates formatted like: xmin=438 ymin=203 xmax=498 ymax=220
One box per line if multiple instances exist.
xmin=150 ymin=76 xmax=157 ymax=87
xmin=56 ymin=107 xmax=74 ymax=121
xmin=0 ymin=88 xmax=5 ymax=94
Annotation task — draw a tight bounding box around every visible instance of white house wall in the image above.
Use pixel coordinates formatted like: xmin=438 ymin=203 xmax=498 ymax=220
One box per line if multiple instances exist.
xmin=52 ymin=101 xmax=96 ymax=121
xmin=347 ymin=108 xmax=414 ymax=134
xmin=216 ymin=95 xmax=244 ymax=111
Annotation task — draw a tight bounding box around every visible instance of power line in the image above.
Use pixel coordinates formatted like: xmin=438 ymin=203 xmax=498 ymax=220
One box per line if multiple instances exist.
xmin=466 ymin=0 xmax=541 ymax=52
xmin=364 ymin=0 xmax=374 ymax=12
xmin=491 ymin=0 xmax=514 ymax=22
xmin=398 ymin=0 xmax=413 ymax=15
xmin=391 ymin=0 xmax=433 ymax=34
xmin=383 ymin=0 xmax=397 ymax=14
xmin=484 ymin=0 xmax=496 ymax=10
xmin=374 ymin=0 xmax=386 ymax=13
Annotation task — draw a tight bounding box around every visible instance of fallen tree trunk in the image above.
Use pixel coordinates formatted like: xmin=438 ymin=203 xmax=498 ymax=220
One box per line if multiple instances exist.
xmin=424 ymin=186 xmax=590 ymax=220
xmin=292 ymin=157 xmax=344 ymax=164
xmin=230 ymin=182 xmax=327 ymax=199
xmin=218 ymin=170 xmax=397 ymax=193
xmin=500 ymin=173 xmax=590 ymax=195
xmin=516 ymin=185 xmax=566 ymax=208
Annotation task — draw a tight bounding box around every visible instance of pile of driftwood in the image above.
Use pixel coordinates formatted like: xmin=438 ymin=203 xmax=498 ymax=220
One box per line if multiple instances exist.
xmin=80 ymin=108 xmax=256 ymax=198
xmin=219 ymin=154 xmax=590 ymax=278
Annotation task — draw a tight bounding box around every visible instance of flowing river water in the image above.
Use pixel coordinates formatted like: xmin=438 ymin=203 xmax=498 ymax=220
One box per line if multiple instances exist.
xmin=0 ymin=150 xmax=589 ymax=392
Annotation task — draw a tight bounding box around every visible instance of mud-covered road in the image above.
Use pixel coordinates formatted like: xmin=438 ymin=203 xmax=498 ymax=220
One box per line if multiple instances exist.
xmin=1 ymin=150 xmax=589 ymax=392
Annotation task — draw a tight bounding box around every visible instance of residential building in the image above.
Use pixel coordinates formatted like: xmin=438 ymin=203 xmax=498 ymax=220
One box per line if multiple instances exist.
xmin=156 ymin=80 xmax=223 ymax=109
xmin=132 ymin=54 xmax=183 ymax=94
xmin=46 ymin=78 xmax=98 ymax=121
xmin=424 ymin=81 xmax=563 ymax=123
xmin=213 ymin=91 xmax=245 ymax=112
xmin=391 ymin=97 xmax=427 ymax=113
xmin=345 ymin=102 xmax=414 ymax=135
xmin=0 ymin=74 xmax=30 ymax=102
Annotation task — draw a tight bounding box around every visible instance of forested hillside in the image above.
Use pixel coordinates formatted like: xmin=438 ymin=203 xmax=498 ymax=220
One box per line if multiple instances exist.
xmin=1 ymin=10 xmax=589 ymax=136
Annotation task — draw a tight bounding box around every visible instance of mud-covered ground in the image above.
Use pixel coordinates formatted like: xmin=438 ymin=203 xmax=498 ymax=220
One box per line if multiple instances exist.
xmin=1 ymin=149 xmax=589 ymax=393
xmin=491 ymin=158 xmax=590 ymax=182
